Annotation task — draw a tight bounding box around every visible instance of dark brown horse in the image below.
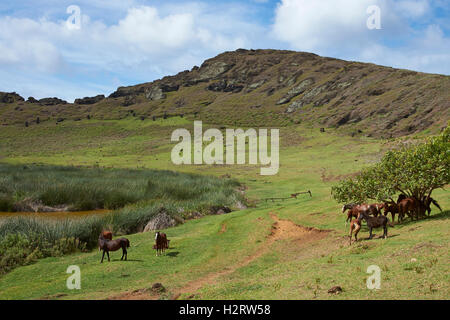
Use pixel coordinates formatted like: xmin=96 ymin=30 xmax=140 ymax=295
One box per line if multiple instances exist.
xmin=357 ymin=211 xmax=389 ymax=240
xmin=383 ymin=202 xmax=400 ymax=223
xmin=155 ymin=232 xmax=168 ymax=256
xmin=422 ymin=196 xmax=442 ymax=216
xmin=98 ymin=235 xmax=130 ymax=263
xmin=398 ymin=197 xmax=426 ymax=221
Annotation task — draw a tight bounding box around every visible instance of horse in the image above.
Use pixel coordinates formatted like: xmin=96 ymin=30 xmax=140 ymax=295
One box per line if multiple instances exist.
xmin=155 ymin=232 xmax=168 ymax=256
xmin=422 ymin=196 xmax=442 ymax=216
xmin=348 ymin=218 xmax=361 ymax=245
xmin=342 ymin=204 xmax=360 ymax=225
xmin=383 ymin=202 xmax=400 ymax=223
xmin=342 ymin=203 xmax=380 ymax=224
xmin=98 ymin=235 xmax=130 ymax=263
xmin=357 ymin=211 xmax=388 ymax=240
xmin=398 ymin=197 xmax=424 ymax=221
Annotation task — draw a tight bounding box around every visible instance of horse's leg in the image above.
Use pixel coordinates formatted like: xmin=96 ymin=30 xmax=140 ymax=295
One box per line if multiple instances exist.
xmin=101 ymin=250 xmax=105 ymax=263
xmin=107 ymin=251 xmax=110 ymax=262
xmin=121 ymin=247 xmax=124 ymax=260
xmin=349 ymin=224 xmax=353 ymax=245
xmin=354 ymin=223 xmax=360 ymax=243
xmin=369 ymin=227 xmax=373 ymax=239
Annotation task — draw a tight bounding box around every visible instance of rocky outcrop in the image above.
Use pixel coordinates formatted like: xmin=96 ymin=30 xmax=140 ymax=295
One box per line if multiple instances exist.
xmin=39 ymin=97 xmax=67 ymax=105
xmin=143 ymin=210 xmax=178 ymax=232
xmin=145 ymin=83 xmax=179 ymax=101
xmin=207 ymin=80 xmax=244 ymax=93
xmin=109 ymin=86 xmax=146 ymax=98
xmin=277 ymin=78 xmax=315 ymax=105
xmin=75 ymin=95 xmax=105 ymax=105
xmin=0 ymin=92 xmax=24 ymax=103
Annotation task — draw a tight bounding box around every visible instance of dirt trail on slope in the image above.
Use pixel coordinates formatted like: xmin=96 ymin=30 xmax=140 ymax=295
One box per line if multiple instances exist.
xmin=110 ymin=212 xmax=329 ymax=300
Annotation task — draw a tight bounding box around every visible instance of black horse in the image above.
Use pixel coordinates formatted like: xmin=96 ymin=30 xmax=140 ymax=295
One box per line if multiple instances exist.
xmin=357 ymin=211 xmax=388 ymax=240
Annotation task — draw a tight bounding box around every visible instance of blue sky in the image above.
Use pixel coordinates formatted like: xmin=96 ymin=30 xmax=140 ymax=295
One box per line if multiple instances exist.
xmin=0 ymin=0 xmax=449 ymax=102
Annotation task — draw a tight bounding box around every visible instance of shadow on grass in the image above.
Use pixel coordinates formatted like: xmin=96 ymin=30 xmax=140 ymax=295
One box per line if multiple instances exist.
xmin=392 ymin=210 xmax=449 ymax=228
xmin=167 ymin=251 xmax=179 ymax=257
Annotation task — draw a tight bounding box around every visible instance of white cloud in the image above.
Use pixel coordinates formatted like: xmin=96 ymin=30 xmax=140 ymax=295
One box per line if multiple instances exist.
xmin=271 ymin=0 xmax=450 ymax=74
xmin=0 ymin=3 xmax=265 ymax=100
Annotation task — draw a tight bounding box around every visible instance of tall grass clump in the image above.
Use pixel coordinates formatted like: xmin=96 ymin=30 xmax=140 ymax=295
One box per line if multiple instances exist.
xmin=0 ymin=164 xmax=243 ymax=212
xmin=0 ymin=163 xmax=245 ymax=275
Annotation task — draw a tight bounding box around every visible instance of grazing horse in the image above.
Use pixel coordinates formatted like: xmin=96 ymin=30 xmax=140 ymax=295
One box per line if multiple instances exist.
xmin=348 ymin=218 xmax=361 ymax=245
xmin=155 ymin=232 xmax=168 ymax=256
xmin=98 ymin=235 xmax=130 ymax=263
xmin=357 ymin=211 xmax=388 ymax=240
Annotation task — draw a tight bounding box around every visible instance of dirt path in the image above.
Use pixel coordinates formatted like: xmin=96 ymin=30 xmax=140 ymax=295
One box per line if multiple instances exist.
xmin=110 ymin=212 xmax=329 ymax=300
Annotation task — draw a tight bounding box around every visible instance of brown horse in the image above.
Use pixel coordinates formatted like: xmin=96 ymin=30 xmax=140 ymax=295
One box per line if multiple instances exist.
xmin=99 ymin=230 xmax=113 ymax=250
xmin=342 ymin=203 xmax=380 ymax=224
xmin=398 ymin=197 xmax=425 ymax=221
xmin=383 ymin=202 xmax=400 ymax=223
xmin=101 ymin=230 xmax=113 ymax=240
xmin=155 ymin=232 xmax=168 ymax=256
xmin=348 ymin=218 xmax=361 ymax=245
xmin=98 ymin=235 xmax=130 ymax=263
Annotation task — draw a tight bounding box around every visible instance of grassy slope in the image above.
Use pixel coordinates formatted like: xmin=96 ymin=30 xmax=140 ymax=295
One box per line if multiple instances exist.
xmin=0 ymin=119 xmax=448 ymax=299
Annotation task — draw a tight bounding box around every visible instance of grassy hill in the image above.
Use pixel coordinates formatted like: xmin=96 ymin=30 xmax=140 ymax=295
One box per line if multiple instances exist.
xmin=0 ymin=119 xmax=448 ymax=299
xmin=1 ymin=49 xmax=449 ymax=138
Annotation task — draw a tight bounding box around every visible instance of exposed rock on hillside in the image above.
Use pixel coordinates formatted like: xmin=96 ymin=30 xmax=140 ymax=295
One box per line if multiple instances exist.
xmin=75 ymin=95 xmax=105 ymax=105
xmin=0 ymin=92 xmax=24 ymax=103
xmin=1 ymin=49 xmax=449 ymax=137
xmin=39 ymin=97 xmax=67 ymax=105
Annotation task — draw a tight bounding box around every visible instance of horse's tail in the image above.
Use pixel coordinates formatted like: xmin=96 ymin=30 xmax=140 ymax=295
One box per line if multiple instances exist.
xmin=127 ymin=239 xmax=130 ymax=248
xmin=430 ymin=198 xmax=442 ymax=212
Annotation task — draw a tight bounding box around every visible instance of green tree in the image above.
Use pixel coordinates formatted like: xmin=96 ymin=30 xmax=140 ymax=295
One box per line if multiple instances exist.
xmin=332 ymin=126 xmax=449 ymax=204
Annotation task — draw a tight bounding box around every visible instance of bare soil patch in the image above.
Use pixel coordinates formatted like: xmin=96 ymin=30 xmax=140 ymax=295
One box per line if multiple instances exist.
xmin=111 ymin=212 xmax=330 ymax=300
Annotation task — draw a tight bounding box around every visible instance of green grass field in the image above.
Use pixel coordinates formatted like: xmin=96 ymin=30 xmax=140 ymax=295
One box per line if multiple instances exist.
xmin=0 ymin=119 xmax=448 ymax=300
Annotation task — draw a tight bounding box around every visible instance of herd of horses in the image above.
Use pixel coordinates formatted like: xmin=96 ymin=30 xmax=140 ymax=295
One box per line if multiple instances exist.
xmin=96 ymin=194 xmax=442 ymax=260
xmin=344 ymin=194 xmax=442 ymax=244
xmin=97 ymin=230 xmax=170 ymax=263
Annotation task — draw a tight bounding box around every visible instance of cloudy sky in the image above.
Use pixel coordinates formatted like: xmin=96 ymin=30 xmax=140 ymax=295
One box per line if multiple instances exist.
xmin=0 ymin=0 xmax=449 ymax=101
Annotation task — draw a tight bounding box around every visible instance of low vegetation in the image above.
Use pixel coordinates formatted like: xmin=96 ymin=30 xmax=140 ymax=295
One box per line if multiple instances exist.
xmin=0 ymin=165 xmax=243 ymax=274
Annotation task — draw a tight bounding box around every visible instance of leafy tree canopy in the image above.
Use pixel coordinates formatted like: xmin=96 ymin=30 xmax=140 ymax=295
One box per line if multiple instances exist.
xmin=332 ymin=126 xmax=449 ymax=204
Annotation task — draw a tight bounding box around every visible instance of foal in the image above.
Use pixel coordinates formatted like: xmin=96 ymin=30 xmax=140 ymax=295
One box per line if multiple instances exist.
xmin=98 ymin=235 xmax=130 ymax=263
xmin=357 ymin=211 xmax=388 ymax=240
xmin=155 ymin=232 xmax=168 ymax=256
xmin=348 ymin=218 xmax=361 ymax=245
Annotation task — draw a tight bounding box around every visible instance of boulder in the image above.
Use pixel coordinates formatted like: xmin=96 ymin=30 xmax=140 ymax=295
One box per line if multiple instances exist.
xmin=143 ymin=210 xmax=177 ymax=232
xmin=27 ymin=97 xmax=39 ymax=103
